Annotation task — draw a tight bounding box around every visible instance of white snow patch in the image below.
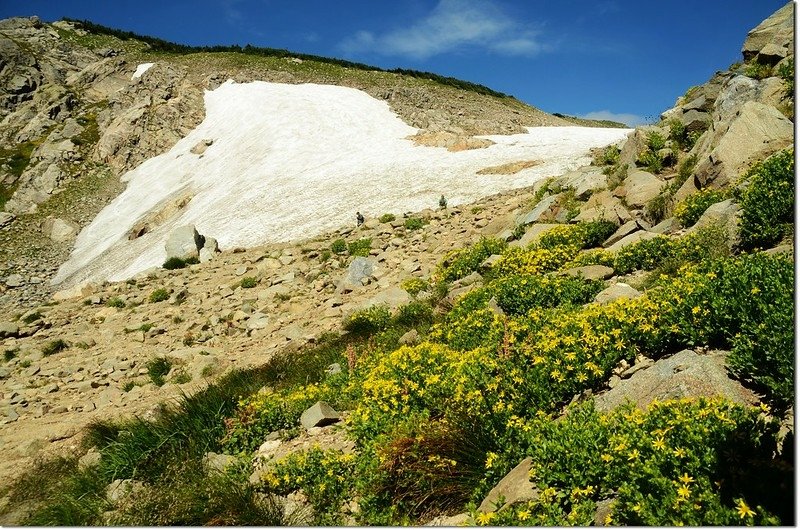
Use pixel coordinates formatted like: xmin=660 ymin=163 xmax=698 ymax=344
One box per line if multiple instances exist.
xmin=131 ymin=63 xmax=155 ymax=79
xmin=54 ymin=81 xmax=631 ymax=286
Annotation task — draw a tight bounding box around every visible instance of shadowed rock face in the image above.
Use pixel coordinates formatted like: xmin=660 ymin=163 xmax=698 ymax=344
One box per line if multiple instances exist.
xmin=741 ymin=2 xmax=794 ymax=64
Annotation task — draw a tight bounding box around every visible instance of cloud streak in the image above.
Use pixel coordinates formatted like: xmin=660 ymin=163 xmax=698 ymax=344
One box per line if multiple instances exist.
xmin=580 ymin=110 xmax=645 ymax=127
xmin=339 ymin=0 xmax=546 ymax=60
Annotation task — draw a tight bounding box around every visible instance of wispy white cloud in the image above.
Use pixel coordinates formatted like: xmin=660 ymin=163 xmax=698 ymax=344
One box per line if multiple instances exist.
xmin=580 ymin=110 xmax=644 ymax=127
xmin=221 ymin=0 xmax=244 ymax=25
xmin=339 ymin=0 xmax=547 ymax=60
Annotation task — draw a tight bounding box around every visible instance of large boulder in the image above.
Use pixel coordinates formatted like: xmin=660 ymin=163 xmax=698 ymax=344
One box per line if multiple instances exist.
xmin=571 ymin=190 xmax=631 ymax=225
xmin=595 ymin=349 xmax=759 ymax=412
xmin=165 ymin=224 xmax=204 ymax=260
xmin=686 ymin=199 xmax=741 ymax=246
xmin=42 ymin=217 xmax=79 ymax=242
xmin=741 ymin=3 xmax=794 ymax=65
xmin=518 ymin=195 xmax=558 ymax=225
xmin=338 ymin=257 xmax=376 ymax=292
xmin=512 ymin=223 xmax=559 ymax=247
xmin=478 ymin=457 xmax=539 ymax=512
xmin=619 ymin=170 xmax=664 ymax=209
xmin=605 ymin=230 xmax=661 ymax=252
xmin=694 ymin=101 xmax=793 ymax=189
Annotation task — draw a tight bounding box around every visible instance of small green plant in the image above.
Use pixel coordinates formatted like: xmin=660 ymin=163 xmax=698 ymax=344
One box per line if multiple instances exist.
xmin=404 ymin=217 xmax=426 ymax=230
xmin=394 ymin=300 xmax=434 ymax=327
xmin=330 ymin=238 xmax=347 ymax=254
xmin=319 ymin=249 xmax=332 ymax=262
xmin=162 ymin=256 xmax=199 ymax=270
xmin=645 ymin=130 xmax=666 ymax=151
xmin=172 ymin=369 xmax=192 ymax=385
xmin=240 ymin=277 xmax=258 ymax=288
xmin=21 ymin=312 xmax=43 ymax=324
xmin=400 ymin=277 xmax=430 ymax=297
xmin=667 ymin=118 xmax=704 ymax=151
xmin=777 ymin=57 xmax=794 ymax=98
xmin=42 ymin=339 xmax=69 ymax=357
xmin=172 ymin=315 xmax=184 ymax=324
xmin=105 ymin=297 xmax=125 ymax=308
xmin=347 ymin=238 xmax=372 ymax=257
xmin=4 ymin=347 xmax=19 ymax=362
xmin=146 ymin=357 xmax=172 ymax=386
xmin=149 ymin=288 xmax=170 ymax=303
xmin=122 ymin=381 xmax=135 ymax=392
xmin=344 ymin=305 xmax=392 ymax=335
xmin=744 ymin=61 xmax=773 ymax=80
xmin=437 ymin=237 xmax=507 ymax=283
xmin=594 ymin=144 xmax=620 ymax=166
xmin=379 ymin=213 xmax=396 ymax=223
xmin=673 ymin=189 xmax=728 ymax=227
xmin=638 ymin=150 xmax=664 ymax=174
xmin=19 ymin=359 xmax=31 ymax=368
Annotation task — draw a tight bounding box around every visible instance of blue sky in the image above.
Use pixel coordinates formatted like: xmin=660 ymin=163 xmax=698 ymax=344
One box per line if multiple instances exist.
xmin=1 ymin=0 xmax=789 ymax=126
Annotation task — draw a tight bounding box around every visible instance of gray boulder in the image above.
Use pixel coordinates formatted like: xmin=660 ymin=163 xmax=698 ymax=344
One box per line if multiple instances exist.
xmin=604 ymin=219 xmax=651 ymax=247
xmin=621 ymin=170 xmax=664 ymax=209
xmin=339 ymin=257 xmax=375 ymax=292
xmin=518 ymin=194 xmax=558 ymax=225
xmin=605 ymin=230 xmax=662 ymax=252
xmin=165 ymin=224 xmax=204 ymax=260
xmin=594 ymin=283 xmax=642 ymax=304
xmin=686 ymin=198 xmax=741 ymax=245
xmin=741 ymin=3 xmax=794 ymax=64
xmin=42 ymin=217 xmax=79 ymax=242
xmin=695 ymin=101 xmax=793 ymax=189
xmin=0 ymin=212 xmax=15 ymax=228
xmin=595 ymin=349 xmax=759 ymax=412
xmin=478 ymin=457 xmax=539 ymax=512
xmin=513 ymin=223 xmax=559 ymax=247
xmin=0 ymin=321 xmax=19 ymax=338
xmin=560 ymin=265 xmax=614 ymax=281
xmin=4 ymin=274 xmax=24 ymax=287
xmin=300 ymin=401 xmax=340 ymax=429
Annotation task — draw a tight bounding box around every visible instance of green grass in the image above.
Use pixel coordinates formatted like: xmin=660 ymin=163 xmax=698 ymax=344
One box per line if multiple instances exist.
xmin=240 ymin=277 xmax=257 ymax=288
xmin=146 ymin=356 xmax=172 ymax=386
xmin=42 ymin=339 xmax=69 ymax=357
xmin=148 ymin=288 xmax=169 ymax=303
xmin=21 ymin=312 xmax=43 ymax=324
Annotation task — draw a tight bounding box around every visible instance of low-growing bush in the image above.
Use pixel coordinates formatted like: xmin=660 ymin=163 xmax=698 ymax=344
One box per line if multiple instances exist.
xmin=149 ymin=288 xmax=170 ymax=303
xmin=344 ymin=305 xmax=392 ymax=335
xmin=593 ymin=144 xmax=620 ymax=166
xmin=673 ymin=188 xmax=728 ymax=227
xmin=163 ymin=256 xmax=199 ymax=270
xmin=437 ymin=237 xmax=507 ymax=282
xmin=105 ymin=297 xmax=125 ymax=308
xmin=404 ymin=217 xmax=427 ymax=230
xmin=146 ymin=356 xmax=172 ymax=386
xmin=21 ymin=312 xmax=43 ymax=324
xmin=645 ymin=130 xmax=666 ymax=152
xmin=393 ymin=300 xmax=434 ymax=327
xmin=330 ymin=239 xmax=347 ymax=254
xmin=240 ymin=277 xmax=257 ymax=289
xmin=348 ymin=238 xmax=372 ymax=257
xmin=400 ymin=277 xmax=429 ymax=297
xmin=612 ymin=236 xmax=673 ymax=274
xmin=734 ymin=148 xmax=794 ymax=250
xmin=42 ymin=339 xmax=69 ymax=357
xmin=379 ymin=213 xmax=396 ymax=223
xmin=637 ymin=150 xmax=664 ymax=174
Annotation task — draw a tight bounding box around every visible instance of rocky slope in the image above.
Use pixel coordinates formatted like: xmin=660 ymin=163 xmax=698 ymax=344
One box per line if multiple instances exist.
xmin=0 ymin=3 xmax=795 ymax=526
xmin=0 ymin=17 xmax=622 ymax=312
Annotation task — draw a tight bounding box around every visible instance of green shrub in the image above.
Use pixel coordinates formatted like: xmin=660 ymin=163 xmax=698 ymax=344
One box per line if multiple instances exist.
xmin=379 ymin=213 xmax=396 ymax=223
xmin=240 ymin=277 xmax=257 ymax=289
xmin=330 ymin=239 xmax=347 ymax=254
xmin=400 ymin=277 xmax=429 ymax=297
xmin=404 ymin=217 xmax=426 ymax=230
xmin=3 ymin=347 xmax=18 ymax=362
xmin=612 ymin=236 xmax=673 ymax=274
xmin=348 ymin=238 xmax=372 ymax=257
xmin=149 ymin=288 xmax=169 ymax=303
xmin=537 ymin=221 xmax=617 ymax=251
xmin=21 ymin=312 xmax=43 ymax=324
xmin=744 ymin=61 xmax=773 ymax=80
xmin=319 ymin=250 xmax=332 ymax=262
xmin=171 ymin=369 xmax=192 ymax=385
xmin=637 ymin=150 xmax=664 ymax=174
xmin=489 ymin=274 xmax=604 ymax=316
xmin=42 ymin=339 xmax=69 ymax=357
xmin=393 ymin=300 xmax=434 ymax=327
xmin=163 ymin=256 xmax=199 ymax=270
xmin=645 ymin=130 xmax=666 ymax=151
xmin=673 ymin=188 xmax=728 ymax=227
xmin=344 ymin=305 xmax=392 ymax=335
xmin=437 ymin=237 xmax=507 ymax=283
xmin=146 ymin=357 xmax=172 ymax=386
xmin=594 ymin=145 xmax=620 ymax=166
xmin=735 ymin=148 xmax=794 ymax=250
xmin=667 ymin=118 xmax=704 ymax=151
xmin=105 ymin=297 xmax=125 ymax=308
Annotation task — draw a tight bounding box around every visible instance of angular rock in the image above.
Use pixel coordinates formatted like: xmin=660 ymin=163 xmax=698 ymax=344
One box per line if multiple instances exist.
xmin=204 ymin=451 xmax=236 ymax=474
xmin=621 ymin=170 xmax=664 ymax=209
xmin=603 ymin=219 xmax=650 ymax=247
xmin=165 ymin=224 xmax=204 ymax=260
xmin=4 ymin=274 xmax=24 ymax=288
xmin=605 ymin=231 xmax=662 ymax=253
xmin=695 ymin=101 xmax=793 ymax=189
xmin=42 ymin=217 xmax=80 ymax=242
xmin=0 ymin=212 xmax=15 ymax=228
xmin=686 ymin=198 xmax=741 ymax=245
xmin=478 ymin=457 xmax=539 ymax=512
xmin=650 ymin=217 xmax=680 ymax=235
xmin=518 ymin=195 xmax=558 ymax=225
xmin=399 ymin=329 xmax=420 ymax=346
xmin=106 ymin=479 xmax=144 ymax=504
xmin=338 ymin=257 xmax=375 ymax=292
xmin=595 ymin=349 xmax=759 ymax=412
xmin=594 ymin=283 xmax=642 ymax=304
xmin=572 ymin=190 xmax=630 ymax=225
xmin=741 ymin=3 xmax=794 ymax=64
xmin=300 ymin=401 xmax=340 ymax=429
xmin=514 ymin=223 xmax=559 ymax=247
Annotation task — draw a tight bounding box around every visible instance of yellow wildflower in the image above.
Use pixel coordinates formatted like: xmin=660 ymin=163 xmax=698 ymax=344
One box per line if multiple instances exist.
xmin=652 ymin=437 xmax=666 ymax=450
xmin=601 ymin=453 xmax=613 ymax=463
xmin=518 ymin=509 xmax=530 ymax=521
xmin=678 ymin=473 xmax=694 ymax=485
xmin=736 ymin=499 xmax=755 ymax=519
xmin=677 ymin=484 xmax=691 ymax=498
xmin=476 ymin=511 xmax=495 ymax=525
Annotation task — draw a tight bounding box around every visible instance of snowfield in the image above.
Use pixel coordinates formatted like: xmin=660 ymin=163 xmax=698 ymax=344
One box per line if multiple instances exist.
xmin=54 ymin=80 xmax=631 ymax=286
